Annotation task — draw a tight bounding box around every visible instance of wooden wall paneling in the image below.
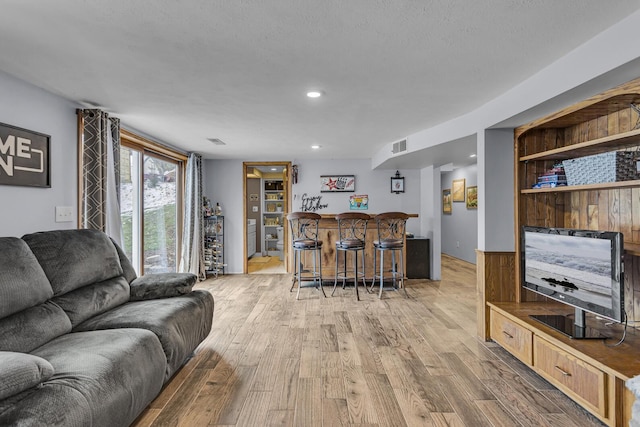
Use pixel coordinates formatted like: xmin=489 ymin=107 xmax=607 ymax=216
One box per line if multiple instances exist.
xmin=476 ymin=251 xmax=516 ymax=340
xmin=619 ymin=107 xmax=631 ymax=133
xmin=598 ymin=189 xmax=610 ymax=231
xmin=597 ymin=115 xmax=609 ymax=139
xmin=632 ymin=188 xmax=640 ymax=242
xmin=608 ymin=110 xmax=620 ymax=135
xmin=609 ymin=189 xmax=621 ymax=232
xmin=620 ymin=188 xmax=633 ymax=239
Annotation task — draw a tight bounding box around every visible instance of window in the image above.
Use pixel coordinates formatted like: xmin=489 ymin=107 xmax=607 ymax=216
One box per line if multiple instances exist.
xmin=120 ymin=130 xmax=185 ymax=275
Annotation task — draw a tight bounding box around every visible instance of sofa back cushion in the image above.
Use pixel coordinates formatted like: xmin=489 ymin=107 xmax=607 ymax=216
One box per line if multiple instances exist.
xmin=53 ymin=276 xmax=130 ymax=328
xmin=0 ymin=301 xmax=72 ymax=353
xmin=23 ymin=229 xmax=124 ymax=296
xmin=0 ymin=237 xmax=54 ymax=319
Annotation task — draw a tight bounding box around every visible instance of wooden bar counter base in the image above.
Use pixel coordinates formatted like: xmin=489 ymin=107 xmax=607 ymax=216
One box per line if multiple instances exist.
xmin=296 ymin=213 xmax=418 ymax=282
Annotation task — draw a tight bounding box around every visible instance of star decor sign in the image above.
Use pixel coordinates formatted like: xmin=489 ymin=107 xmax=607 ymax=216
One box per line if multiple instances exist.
xmin=0 ymin=123 xmax=50 ymax=188
xmin=320 ymin=175 xmax=355 ymax=192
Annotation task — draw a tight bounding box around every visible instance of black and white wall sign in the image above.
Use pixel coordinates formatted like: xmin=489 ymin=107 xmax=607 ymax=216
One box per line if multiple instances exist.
xmin=0 ymin=122 xmax=50 ymax=188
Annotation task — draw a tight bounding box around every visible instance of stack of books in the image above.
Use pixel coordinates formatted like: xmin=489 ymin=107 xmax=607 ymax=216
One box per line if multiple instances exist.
xmin=532 ymin=164 xmax=567 ymax=188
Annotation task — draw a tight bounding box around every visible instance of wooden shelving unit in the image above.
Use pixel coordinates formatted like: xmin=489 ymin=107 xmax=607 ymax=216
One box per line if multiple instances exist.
xmin=480 ymin=76 xmax=640 ymax=426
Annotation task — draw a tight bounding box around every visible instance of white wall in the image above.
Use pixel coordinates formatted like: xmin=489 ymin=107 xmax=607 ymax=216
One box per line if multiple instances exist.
xmin=0 ymin=70 xmax=79 ymax=237
xmin=420 ymin=165 xmax=441 ymax=279
xmin=291 ymin=159 xmax=421 ymax=234
xmin=441 ymin=164 xmax=478 ymax=263
xmin=203 ymin=158 xmax=422 ymax=274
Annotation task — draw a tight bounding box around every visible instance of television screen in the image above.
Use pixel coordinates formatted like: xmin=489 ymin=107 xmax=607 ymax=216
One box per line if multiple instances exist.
xmin=522 ymin=227 xmax=624 ymax=325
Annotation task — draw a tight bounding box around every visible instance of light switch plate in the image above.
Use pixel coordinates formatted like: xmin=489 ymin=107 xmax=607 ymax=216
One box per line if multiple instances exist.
xmin=252 ymin=206 xmax=258 ymax=212
xmin=55 ymin=206 xmax=74 ymax=223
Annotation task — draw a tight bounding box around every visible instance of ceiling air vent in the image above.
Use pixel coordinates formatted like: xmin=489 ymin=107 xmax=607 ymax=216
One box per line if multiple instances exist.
xmin=392 ymin=139 xmax=407 ymax=154
xmin=207 ymin=138 xmax=226 ymax=146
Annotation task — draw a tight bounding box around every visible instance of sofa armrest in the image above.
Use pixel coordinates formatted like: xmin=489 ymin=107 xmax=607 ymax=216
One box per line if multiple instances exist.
xmin=129 ymin=273 xmax=197 ymax=301
xmin=0 ymin=351 xmax=55 ymax=400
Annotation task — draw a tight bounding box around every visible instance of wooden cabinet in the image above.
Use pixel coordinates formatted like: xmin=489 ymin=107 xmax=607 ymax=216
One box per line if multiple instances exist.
xmin=533 ymin=335 xmax=607 ymax=418
xmin=490 ymin=309 xmax=532 ymax=365
xmin=488 ymin=303 xmax=640 ymax=426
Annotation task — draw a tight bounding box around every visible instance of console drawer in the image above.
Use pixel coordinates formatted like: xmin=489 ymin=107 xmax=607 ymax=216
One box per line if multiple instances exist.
xmin=533 ymin=336 xmax=607 ymax=418
xmin=490 ymin=309 xmax=532 ymax=365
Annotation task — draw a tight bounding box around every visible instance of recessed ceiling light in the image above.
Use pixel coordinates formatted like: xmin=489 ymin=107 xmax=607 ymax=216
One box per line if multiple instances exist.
xmin=270 ymin=168 xmax=277 ymax=171
xmin=470 ymin=153 xmax=477 ymax=158
xmin=311 ymin=145 xmax=321 ymax=150
xmin=307 ymin=91 xmax=322 ymax=98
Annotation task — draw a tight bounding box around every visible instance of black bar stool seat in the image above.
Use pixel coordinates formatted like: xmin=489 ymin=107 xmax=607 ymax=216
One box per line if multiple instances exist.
xmin=287 ymin=212 xmax=326 ymax=300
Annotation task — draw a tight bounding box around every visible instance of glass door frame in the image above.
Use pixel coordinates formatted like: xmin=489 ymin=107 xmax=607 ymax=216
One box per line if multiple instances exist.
xmin=121 ymin=129 xmax=186 ymax=275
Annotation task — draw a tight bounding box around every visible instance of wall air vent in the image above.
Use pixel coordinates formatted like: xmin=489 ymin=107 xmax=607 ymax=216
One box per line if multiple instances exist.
xmin=391 ymin=139 xmax=407 ymax=154
xmin=207 ymin=138 xmax=226 ymax=145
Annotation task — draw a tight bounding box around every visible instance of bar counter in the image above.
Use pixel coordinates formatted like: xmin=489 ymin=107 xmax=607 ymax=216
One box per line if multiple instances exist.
xmin=299 ymin=213 xmax=418 ymax=281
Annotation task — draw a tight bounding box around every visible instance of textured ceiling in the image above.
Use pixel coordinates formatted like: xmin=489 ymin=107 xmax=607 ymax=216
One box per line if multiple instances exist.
xmin=1 ymin=0 xmax=639 ymax=165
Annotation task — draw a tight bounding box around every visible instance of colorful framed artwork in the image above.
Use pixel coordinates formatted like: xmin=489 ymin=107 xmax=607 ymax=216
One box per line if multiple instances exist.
xmin=466 ymin=186 xmax=478 ymax=209
xmin=320 ymin=175 xmax=355 ymax=192
xmin=442 ymin=189 xmax=452 ymax=214
xmin=349 ymin=194 xmax=368 ymax=210
xmin=452 ymin=178 xmax=465 ymax=202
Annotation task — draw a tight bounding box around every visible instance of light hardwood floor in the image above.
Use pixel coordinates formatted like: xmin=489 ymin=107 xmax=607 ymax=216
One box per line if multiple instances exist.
xmin=132 ymin=255 xmax=605 ymax=426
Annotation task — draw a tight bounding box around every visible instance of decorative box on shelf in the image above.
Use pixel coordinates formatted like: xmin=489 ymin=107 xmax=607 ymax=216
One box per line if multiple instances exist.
xmin=563 ymin=150 xmax=640 ymax=186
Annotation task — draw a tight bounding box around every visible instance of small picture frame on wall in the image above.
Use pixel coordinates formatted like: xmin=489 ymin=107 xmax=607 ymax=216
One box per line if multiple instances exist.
xmin=452 ymin=178 xmax=465 ymax=202
xmin=442 ymin=189 xmax=452 ymax=214
xmin=320 ymin=175 xmax=355 ymax=192
xmin=466 ymin=186 xmax=478 ymax=209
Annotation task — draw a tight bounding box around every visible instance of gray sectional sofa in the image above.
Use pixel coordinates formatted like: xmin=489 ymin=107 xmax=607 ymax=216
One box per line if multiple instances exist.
xmin=0 ymin=229 xmax=214 ymax=427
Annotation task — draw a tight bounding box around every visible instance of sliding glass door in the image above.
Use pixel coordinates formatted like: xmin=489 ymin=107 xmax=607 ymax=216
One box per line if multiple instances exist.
xmin=120 ymin=144 xmax=182 ymax=274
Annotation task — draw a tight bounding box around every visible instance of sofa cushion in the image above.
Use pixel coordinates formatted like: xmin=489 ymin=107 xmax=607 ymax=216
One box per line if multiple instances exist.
xmin=110 ymin=238 xmax=137 ymax=284
xmin=0 ymin=380 xmax=91 ymax=427
xmin=0 ymin=237 xmax=53 ymax=319
xmin=31 ymin=329 xmax=166 ymax=427
xmin=75 ymin=290 xmax=214 ymax=380
xmin=129 ymin=273 xmax=197 ymax=301
xmin=52 ymin=276 xmax=130 ymax=327
xmin=22 ymin=229 xmax=123 ymax=296
xmin=0 ymin=301 xmax=72 ymax=353
xmin=0 ymin=352 xmax=55 ymax=400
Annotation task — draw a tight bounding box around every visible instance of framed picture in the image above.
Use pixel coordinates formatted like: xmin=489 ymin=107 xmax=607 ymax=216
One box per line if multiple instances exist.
xmin=0 ymin=122 xmax=50 ymax=188
xmin=391 ymin=174 xmax=404 ymax=193
xmin=349 ymin=194 xmax=368 ymax=210
xmin=320 ymin=175 xmax=355 ymax=192
xmin=442 ymin=189 xmax=452 ymax=214
xmin=466 ymin=186 xmax=478 ymax=209
xmin=452 ymin=178 xmax=465 ymax=202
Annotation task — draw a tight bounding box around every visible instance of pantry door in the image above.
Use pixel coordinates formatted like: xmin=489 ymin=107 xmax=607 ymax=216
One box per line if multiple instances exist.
xmin=119 ymin=139 xmax=184 ymax=275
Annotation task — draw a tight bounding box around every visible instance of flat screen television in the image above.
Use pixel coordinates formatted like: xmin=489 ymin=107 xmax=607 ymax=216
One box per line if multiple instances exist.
xmin=521 ymin=226 xmax=624 ymax=339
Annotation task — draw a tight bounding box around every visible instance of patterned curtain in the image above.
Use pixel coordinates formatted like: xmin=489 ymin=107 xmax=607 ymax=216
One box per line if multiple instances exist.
xmin=78 ymin=109 xmax=121 ymax=238
xmin=179 ymin=153 xmax=205 ymax=279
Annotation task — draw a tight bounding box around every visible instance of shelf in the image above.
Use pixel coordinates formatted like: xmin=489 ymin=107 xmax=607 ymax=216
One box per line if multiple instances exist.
xmin=521 ymin=179 xmax=640 ymax=194
xmin=519 ymin=128 xmax=640 ymax=162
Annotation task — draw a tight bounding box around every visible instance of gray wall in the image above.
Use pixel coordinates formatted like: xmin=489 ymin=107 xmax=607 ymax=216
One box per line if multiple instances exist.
xmin=204 ymin=158 xmax=422 ymax=273
xmin=0 ymin=70 xmax=79 ymax=237
xmin=441 ymin=164 xmax=478 ymax=263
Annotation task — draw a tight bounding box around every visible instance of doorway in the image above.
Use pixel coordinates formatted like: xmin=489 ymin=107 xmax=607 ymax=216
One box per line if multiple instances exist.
xmin=243 ymin=162 xmax=291 ymax=274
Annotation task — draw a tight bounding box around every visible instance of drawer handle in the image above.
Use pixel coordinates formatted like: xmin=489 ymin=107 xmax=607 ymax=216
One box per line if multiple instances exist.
xmin=502 ymin=331 xmax=514 ymax=339
xmin=554 ymin=366 xmax=571 ymax=377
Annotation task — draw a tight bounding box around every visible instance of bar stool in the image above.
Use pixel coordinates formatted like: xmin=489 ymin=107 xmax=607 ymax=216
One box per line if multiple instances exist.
xmin=287 ymin=212 xmax=326 ymax=299
xmin=371 ymin=212 xmax=409 ymax=298
xmin=331 ymin=212 xmax=370 ymax=300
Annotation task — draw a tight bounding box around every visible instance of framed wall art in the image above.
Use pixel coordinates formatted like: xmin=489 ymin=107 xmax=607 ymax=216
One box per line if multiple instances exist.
xmin=452 ymin=178 xmax=465 ymax=202
xmin=349 ymin=194 xmax=369 ymax=210
xmin=0 ymin=122 xmax=50 ymax=188
xmin=320 ymin=175 xmax=355 ymax=192
xmin=442 ymin=189 xmax=452 ymax=214
xmin=390 ymin=170 xmax=404 ymax=193
xmin=466 ymin=186 xmax=478 ymax=209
